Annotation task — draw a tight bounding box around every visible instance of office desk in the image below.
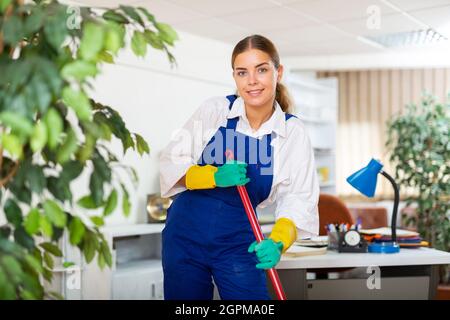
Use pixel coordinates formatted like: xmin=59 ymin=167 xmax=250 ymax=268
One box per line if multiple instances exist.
xmin=270 ymin=248 xmax=450 ymax=300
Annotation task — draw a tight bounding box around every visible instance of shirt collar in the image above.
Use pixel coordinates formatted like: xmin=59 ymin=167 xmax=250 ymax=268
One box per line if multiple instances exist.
xmin=226 ymin=96 xmax=287 ymax=138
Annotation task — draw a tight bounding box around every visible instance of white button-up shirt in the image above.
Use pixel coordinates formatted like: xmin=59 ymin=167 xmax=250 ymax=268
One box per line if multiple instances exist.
xmin=159 ymin=96 xmax=319 ymax=238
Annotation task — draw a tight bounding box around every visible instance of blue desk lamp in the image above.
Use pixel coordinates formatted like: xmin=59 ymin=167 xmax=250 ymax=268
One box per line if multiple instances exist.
xmin=347 ymin=159 xmax=400 ymax=253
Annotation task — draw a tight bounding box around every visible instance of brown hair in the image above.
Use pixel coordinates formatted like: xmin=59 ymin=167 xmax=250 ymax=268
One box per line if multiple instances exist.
xmin=231 ymin=34 xmax=293 ymax=113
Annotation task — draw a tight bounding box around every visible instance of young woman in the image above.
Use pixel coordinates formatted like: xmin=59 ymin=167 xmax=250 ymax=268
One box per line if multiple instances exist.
xmin=159 ymin=35 xmax=319 ymax=300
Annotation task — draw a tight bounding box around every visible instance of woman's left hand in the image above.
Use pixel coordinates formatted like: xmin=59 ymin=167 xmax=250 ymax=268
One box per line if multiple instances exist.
xmin=248 ymin=239 xmax=283 ymax=269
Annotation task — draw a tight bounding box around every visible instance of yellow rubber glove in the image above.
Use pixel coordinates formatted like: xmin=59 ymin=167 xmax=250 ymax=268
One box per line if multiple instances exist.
xmin=269 ymin=218 xmax=297 ymax=253
xmin=185 ymin=165 xmax=218 ymax=190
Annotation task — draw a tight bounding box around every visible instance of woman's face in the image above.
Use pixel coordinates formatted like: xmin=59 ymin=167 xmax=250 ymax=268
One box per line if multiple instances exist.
xmin=233 ymin=49 xmax=283 ymax=109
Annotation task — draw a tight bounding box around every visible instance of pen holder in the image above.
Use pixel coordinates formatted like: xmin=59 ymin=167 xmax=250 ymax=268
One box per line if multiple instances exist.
xmin=327 ymin=230 xmax=368 ymax=253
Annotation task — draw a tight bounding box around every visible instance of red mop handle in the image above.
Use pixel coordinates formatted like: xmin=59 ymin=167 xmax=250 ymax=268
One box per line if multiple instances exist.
xmin=225 ymin=150 xmax=287 ymax=300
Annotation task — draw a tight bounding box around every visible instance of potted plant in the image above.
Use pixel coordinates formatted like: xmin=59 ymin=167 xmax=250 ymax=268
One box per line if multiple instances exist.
xmin=0 ymin=0 xmax=178 ymax=299
xmin=386 ymin=93 xmax=450 ymax=295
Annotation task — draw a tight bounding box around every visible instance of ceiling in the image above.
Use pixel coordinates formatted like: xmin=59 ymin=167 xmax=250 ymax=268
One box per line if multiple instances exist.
xmin=70 ymin=0 xmax=450 ymax=57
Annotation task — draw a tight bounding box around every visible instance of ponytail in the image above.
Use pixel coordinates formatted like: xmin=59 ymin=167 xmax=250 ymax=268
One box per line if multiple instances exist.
xmin=275 ymin=82 xmax=293 ymax=114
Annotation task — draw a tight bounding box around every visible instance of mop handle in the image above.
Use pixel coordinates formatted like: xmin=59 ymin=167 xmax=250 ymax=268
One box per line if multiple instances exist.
xmin=225 ymin=150 xmax=287 ymax=300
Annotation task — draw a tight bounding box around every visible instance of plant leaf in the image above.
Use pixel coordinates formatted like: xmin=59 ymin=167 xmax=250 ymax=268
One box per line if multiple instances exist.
xmin=79 ymin=22 xmax=105 ymax=61
xmin=24 ymin=209 xmax=41 ymax=235
xmin=103 ymin=189 xmax=117 ymax=216
xmin=62 ymin=87 xmax=92 ymax=121
xmin=131 ymin=31 xmax=147 ymax=57
xmin=44 ymin=108 xmax=63 ymax=150
xmin=61 ymin=61 xmax=98 ymax=81
xmin=4 ymin=199 xmax=23 ymax=227
xmin=69 ymin=217 xmax=85 ymax=245
xmin=30 ymin=122 xmax=48 ymax=152
xmin=43 ymin=200 xmax=67 ymax=228
xmin=40 ymin=242 xmax=63 ymax=257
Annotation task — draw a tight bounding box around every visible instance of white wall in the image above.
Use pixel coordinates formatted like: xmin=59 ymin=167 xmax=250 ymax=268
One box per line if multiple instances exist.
xmin=79 ymin=32 xmax=236 ymax=225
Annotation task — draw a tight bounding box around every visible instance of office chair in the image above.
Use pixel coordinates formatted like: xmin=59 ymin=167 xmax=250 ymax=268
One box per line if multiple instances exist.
xmin=317 ymin=193 xmax=355 ymax=235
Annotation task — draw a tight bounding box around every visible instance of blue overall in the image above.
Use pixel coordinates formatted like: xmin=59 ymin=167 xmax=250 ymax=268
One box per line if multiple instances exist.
xmin=162 ymin=95 xmax=296 ymax=300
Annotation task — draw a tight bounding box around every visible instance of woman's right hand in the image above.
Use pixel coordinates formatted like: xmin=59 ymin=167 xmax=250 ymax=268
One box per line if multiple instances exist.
xmin=214 ymin=160 xmax=250 ymax=187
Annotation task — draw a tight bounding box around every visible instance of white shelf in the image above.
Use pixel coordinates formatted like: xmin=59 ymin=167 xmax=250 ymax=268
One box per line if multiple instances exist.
xmin=299 ymin=116 xmax=334 ymax=125
xmin=320 ymin=182 xmax=335 ymax=188
xmin=102 ymin=223 xmax=165 ymax=238
xmin=288 ymin=78 xmax=334 ymax=91
xmin=115 ymin=259 xmax=162 ymax=276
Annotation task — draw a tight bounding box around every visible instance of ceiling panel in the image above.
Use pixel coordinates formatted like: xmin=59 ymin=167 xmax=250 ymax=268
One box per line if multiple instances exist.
xmin=166 ymin=0 xmax=276 ymax=17
xmin=219 ymin=5 xmax=315 ymax=33
xmin=333 ymin=12 xmax=422 ymax=38
xmin=174 ymin=18 xmax=251 ymax=41
xmin=66 ymin=0 xmax=142 ymax=7
xmin=132 ymin=0 xmax=205 ymax=25
xmin=409 ymin=5 xmax=450 ymax=37
xmin=286 ymin=0 xmax=397 ymax=23
xmin=264 ymin=23 xmax=351 ymax=45
xmin=388 ymin=0 xmax=450 ymax=11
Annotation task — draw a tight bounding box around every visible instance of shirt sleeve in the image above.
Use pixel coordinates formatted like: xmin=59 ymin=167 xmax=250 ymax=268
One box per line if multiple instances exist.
xmin=272 ymin=121 xmax=320 ymax=239
xmin=159 ymin=97 xmax=225 ymax=198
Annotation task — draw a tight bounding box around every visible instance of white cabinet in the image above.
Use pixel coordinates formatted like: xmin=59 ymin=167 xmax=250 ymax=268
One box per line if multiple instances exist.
xmin=61 ymin=223 xmax=165 ymax=300
xmin=285 ymin=70 xmax=338 ymax=194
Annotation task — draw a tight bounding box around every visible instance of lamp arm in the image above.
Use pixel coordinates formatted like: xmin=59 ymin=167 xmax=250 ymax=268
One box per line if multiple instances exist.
xmin=380 ymin=170 xmax=400 ymax=243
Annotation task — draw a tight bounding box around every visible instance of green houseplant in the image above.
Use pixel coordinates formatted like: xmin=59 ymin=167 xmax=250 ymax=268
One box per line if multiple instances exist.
xmin=386 ymin=94 xmax=450 ymax=283
xmin=0 ymin=0 xmax=178 ymax=299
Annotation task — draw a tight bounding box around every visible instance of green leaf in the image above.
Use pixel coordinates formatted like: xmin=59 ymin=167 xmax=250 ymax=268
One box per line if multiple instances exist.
xmin=0 ymin=0 xmax=12 ymax=13
xmin=101 ymin=240 xmax=112 ymax=266
xmin=1 ymin=133 xmax=23 ymax=159
xmin=43 ymin=5 xmax=69 ymax=51
xmin=155 ymin=22 xmax=179 ymax=46
xmin=43 ymin=251 xmax=54 ymax=269
xmin=63 ymin=261 xmax=75 ymax=268
xmin=60 ymin=161 xmax=84 ymax=182
xmin=103 ymin=189 xmax=118 ymax=216
xmin=1 ymin=255 xmax=23 ymax=284
xmin=14 ymin=226 xmax=35 ymax=250
xmin=30 ymin=122 xmax=48 ymax=152
xmin=89 ymin=172 xmax=104 ymax=207
xmin=135 ymin=133 xmax=150 ymax=156
xmin=122 ymin=192 xmax=131 ymax=217
xmin=137 ymin=7 xmax=156 ymax=23
xmin=120 ymin=5 xmax=144 ymax=27
xmin=39 ymin=215 xmax=53 ymax=238
xmin=90 ymin=216 xmax=105 ymax=227
xmin=69 ymin=217 xmax=85 ymax=245
xmin=47 ymin=176 xmax=72 ymax=203
xmin=143 ymin=30 xmax=164 ymax=50
xmin=77 ymin=195 xmax=102 ymax=209
xmin=104 ymin=22 xmax=125 ymax=55
xmin=3 ymin=15 xmax=23 ymax=45
xmin=24 ymin=209 xmax=41 ymax=235
xmin=82 ymin=231 xmax=98 ymax=263
xmin=44 ymin=108 xmax=63 ymax=150
xmin=0 ymin=112 xmax=34 ymax=137
xmin=79 ymin=22 xmax=106 ymax=61
xmin=98 ymin=51 xmax=114 ymax=64
xmin=27 ymin=165 xmax=46 ymax=193
xmin=57 ymin=128 xmax=78 ymax=164
xmin=43 ymin=200 xmax=67 ymax=228
xmin=62 ymin=87 xmax=92 ymax=121
xmin=24 ymin=254 xmax=43 ymax=275
xmin=24 ymin=6 xmax=45 ymax=34
xmin=103 ymin=10 xmax=129 ymax=24
xmin=40 ymin=242 xmax=63 ymax=257
xmin=61 ymin=61 xmax=98 ymax=81
xmin=4 ymin=199 xmax=23 ymax=227
xmin=131 ymin=31 xmax=147 ymax=57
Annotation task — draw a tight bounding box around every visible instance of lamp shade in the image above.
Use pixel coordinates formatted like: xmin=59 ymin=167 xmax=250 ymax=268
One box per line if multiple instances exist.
xmin=346 ymin=159 xmax=383 ymax=197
